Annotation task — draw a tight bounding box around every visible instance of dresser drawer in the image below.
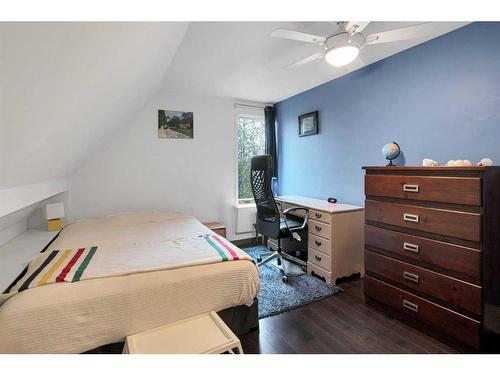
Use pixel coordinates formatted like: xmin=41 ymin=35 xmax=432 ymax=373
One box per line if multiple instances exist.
xmin=364 ymin=275 xmax=481 ymax=350
xmin=307 ymin=262 xmax=332 ymax=284
xmin=308 ymin=219 xmax=331 ymax=239
xmin=365 ymin=200 xmax=481 ymax=242
xmin=365 ymin=225 xmax=481 ymax=284
xmin=365 ymin=251 xmax=481 ymax=315
xmin=310 ymin=210 xmax=331 ymax=224
xmin=308 ymin=233 xmax=331 ymax=255
xmin=309 ymin=248 xmax=331 ymax=271
xmin=365 ymin=175 xmax=481 ymax=206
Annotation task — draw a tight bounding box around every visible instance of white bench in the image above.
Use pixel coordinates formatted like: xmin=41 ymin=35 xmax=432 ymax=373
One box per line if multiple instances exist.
xmin=123 ymin=311 xmax=243 ymax=354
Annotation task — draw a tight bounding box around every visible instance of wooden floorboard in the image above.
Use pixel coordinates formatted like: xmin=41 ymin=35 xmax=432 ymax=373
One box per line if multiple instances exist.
xmin=239 ymin=278 xmax=458 ymax=354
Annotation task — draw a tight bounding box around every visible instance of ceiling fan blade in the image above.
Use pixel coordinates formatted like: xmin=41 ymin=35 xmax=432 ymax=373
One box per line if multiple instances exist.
xmin=345 ymin=21 xmax=370 ymax=34
xmin=365 ymin=22 xmax=433 ymax=44
xmin=271 ymin=28 xmax=326 ymax=44
xmin=285 ymin=52 xmax=323 ymax=69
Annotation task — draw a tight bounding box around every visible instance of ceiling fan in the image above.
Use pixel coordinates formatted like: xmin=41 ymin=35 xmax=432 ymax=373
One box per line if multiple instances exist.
xmin=271 ymin=22 xmax=434 ymax=69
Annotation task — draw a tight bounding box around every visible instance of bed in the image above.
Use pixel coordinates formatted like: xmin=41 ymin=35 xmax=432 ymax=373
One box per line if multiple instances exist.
xmin=0 ymin=211 xmax=260 ymax=354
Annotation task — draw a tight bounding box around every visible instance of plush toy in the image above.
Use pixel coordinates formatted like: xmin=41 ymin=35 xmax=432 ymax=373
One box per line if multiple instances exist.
xmin=422 ymin=158 xmax=439 ymax=167
xmin=477 ymin=158 xmax=493 ymax=166
xmin=447 ymin=159 xmax=476 ymax=167
xmin=446 ymin=159 xmax=472 ymax=167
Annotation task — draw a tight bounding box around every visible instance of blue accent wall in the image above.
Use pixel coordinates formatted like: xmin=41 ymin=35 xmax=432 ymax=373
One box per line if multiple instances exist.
xmin=276 ymin=22 xmax=500 ymax=206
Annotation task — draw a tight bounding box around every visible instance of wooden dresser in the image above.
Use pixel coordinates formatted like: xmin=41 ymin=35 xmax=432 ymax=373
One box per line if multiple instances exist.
xmin=275 ymin=196 xmax=365 ymax=285
xmin=363 ymin=166 xmax=500 ymax=352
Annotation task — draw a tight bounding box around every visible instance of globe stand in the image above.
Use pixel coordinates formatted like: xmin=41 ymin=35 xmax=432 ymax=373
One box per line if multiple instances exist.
xmin=383 ymin=141 xmax=400 ymax=167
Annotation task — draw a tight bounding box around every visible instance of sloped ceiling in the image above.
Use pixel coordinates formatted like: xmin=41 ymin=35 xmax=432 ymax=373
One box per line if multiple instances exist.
xmin=0 ymin=22 xmax=189 ymax=188
xmin=163 ymin=22 xmax=468 ymax=102
xmin=0 ymin=21 xmax=468 ymax=190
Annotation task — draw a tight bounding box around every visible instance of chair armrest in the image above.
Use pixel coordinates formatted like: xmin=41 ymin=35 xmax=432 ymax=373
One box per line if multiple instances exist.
xmin=282 ymin=207 xmax=308 ymax=215
xmin=282 ymin=207 xmax=309 ymax=231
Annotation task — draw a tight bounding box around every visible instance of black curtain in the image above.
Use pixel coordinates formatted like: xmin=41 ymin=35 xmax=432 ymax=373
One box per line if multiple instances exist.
xmin=264 ymin=105 xmax=278 ymax=178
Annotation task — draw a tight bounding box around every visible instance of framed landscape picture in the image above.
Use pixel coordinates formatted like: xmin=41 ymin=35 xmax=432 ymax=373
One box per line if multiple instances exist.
xmin=298 ymin=111 xmax=318 ymax=137
xmin=158 ymin=110 xmax=194 ymax=139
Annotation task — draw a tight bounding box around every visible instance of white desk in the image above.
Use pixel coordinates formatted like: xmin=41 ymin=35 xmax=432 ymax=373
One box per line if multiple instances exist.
xmin=278 ymin=195 xmax=363 ymax=214
xmin=276 ymin=195 xmax=365 ymax=284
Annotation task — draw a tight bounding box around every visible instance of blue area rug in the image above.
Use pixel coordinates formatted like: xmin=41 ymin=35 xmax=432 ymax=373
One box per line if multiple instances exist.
xmin=243 ymin=246 xmax=342 ymax=319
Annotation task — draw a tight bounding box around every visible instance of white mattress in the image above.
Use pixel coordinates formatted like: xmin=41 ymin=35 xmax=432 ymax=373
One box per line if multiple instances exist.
xmin=0 ymin=212 xmax=260 ymax=353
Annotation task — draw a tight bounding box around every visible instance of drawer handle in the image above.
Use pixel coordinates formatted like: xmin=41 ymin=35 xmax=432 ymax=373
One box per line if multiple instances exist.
xmin=315 ymin=255 xmax=322 ymax=262
xmin=315 ymin=212 xmax=322 ymax=219
xmin=403 ymin=271 xmax=420 ymax=283
xmin=403 ymin=213 xmax=419 ymax=223
xmin=403 ymin=242 xmax=420 ymax=253
xmin=315 ymin=225 xmax=322 ymax=232
xmin=315 ymin=240 xmax=322 ymax=246
xmin=403 ymin=300 xmax=419 ymax=313
xmin=403 ymin=184 xmax=419 ymax=193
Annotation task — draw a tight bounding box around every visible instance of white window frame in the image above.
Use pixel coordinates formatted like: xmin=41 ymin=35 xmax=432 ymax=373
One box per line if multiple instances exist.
xmin=234 ymin=104 xmax=266 ymax=206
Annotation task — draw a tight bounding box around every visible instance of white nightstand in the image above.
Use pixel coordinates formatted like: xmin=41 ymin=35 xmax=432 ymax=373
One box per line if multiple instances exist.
xmin=123 ymin=311 xmax=243 ymax=354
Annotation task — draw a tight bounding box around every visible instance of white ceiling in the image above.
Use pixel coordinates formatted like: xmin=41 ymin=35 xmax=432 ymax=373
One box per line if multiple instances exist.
xmin=163 ymin=22 xmax=468 ymax=103
xmin=0 ymin=21 xmax=468 ymax=191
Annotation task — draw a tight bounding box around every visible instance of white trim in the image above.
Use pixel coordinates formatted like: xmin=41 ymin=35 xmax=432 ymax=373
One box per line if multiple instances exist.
xmin=237 ymin=198 xmax=255 ymax=205
xmin=235 ymin=104 xmax=265 ymax=119
xmin=0 ymin=179 xmax=69 ymax=218
xmin=234 ymin=103 xmax=266 ymax=109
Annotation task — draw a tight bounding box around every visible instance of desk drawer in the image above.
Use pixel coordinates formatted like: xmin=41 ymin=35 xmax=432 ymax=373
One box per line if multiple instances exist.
xmin=308 ymin=233 xmax=331 ymax=255
xmin=365 ymin=251 xmax=481 ymax=315
xmin=364 ymin=275 xmax=480 ymax=350
xmin=310 ymin=210 xmax=331 ymax=225
xmin=308 ymin=219 xmax=331 ymax=239
xmin=309 ymin=248 xmax=331 ymax=271
xmin=308 ymin=262 xmax=332 ymax=284
xmin=365 ymin=200 xmax=481 ymax=242
xmin=365 ymin=225 xmax=481 ymax=284
xmin=365 ymin=175 xmax=481 ymax=206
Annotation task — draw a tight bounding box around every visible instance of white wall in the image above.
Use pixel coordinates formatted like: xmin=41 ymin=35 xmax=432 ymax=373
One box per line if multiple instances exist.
xmin=0 ymin=191 xmax=69 ymax=247
xmin=70 ymin=91 xmax=260 ymax=240
xmin=0 ymin=23 xmax=188 ymax=246
xmin=0 ymin=180 xmax=69 ymax=245
xmin=0 ymin=22 xmax=188 ymax=189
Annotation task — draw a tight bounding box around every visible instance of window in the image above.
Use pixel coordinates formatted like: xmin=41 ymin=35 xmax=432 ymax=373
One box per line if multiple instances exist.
xmin=236 ymin=106 xmax=265 ymax=203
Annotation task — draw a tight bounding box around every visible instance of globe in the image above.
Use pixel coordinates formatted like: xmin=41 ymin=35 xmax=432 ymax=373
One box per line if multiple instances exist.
xmin=382 ymin=142 xmax=400 ymax=166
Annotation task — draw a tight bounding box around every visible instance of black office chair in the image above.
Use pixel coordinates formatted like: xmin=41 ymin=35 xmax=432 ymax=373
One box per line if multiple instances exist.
xmin=250 ymin=155 xmax=309 ymax=282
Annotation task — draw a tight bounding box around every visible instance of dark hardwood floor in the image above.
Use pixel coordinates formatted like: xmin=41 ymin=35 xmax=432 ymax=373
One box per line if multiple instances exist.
xmin=239 ymin=278 xmax=458 ymax=354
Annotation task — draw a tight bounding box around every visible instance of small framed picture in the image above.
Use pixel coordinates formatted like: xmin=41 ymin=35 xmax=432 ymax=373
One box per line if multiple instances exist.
xmin=158 ymin=110 xmax=194 ymax=139
xmin=298 ymin=111 xmax=318 ymax=137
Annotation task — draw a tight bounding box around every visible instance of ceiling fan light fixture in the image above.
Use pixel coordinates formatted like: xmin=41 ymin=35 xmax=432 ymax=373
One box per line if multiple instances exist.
xmin=325 ymin=45 xmax=360 ymax=67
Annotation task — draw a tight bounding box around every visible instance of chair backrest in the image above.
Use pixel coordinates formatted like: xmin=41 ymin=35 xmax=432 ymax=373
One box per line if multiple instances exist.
xmin=250 ymin=155 xmax=280 ymax=239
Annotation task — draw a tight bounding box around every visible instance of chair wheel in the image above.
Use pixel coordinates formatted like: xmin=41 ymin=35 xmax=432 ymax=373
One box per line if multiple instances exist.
xmin=282 ymin=276 xmax=288 ymax=283
xmin=257 ymin=256 xmax=262 ymax=262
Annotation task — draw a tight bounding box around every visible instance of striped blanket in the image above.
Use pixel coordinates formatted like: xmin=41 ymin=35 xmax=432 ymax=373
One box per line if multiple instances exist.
xmin=7 ymin=233 xmax=251 ymax=295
